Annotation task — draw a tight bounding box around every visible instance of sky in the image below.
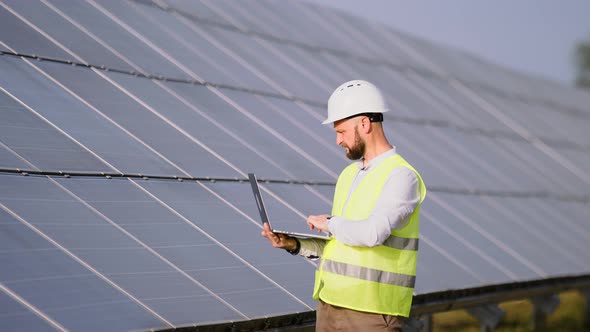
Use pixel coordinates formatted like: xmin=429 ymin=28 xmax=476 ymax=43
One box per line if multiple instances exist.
xmin=303 ymin=0 xmax=590 ymax=86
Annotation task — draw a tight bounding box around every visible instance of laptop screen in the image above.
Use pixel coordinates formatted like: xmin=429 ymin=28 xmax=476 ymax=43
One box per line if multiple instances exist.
xmin=248 ymin=173 xmax=330 ymax=240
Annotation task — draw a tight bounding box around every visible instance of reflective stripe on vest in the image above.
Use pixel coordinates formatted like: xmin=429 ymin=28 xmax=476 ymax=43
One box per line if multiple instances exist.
xmin=383 ymin=236 xmax=419 ymax=251
xmin=313 ymin=154 xmax=426 ymax=317
xmin=322 ymin=260 xmax=416 ymax=288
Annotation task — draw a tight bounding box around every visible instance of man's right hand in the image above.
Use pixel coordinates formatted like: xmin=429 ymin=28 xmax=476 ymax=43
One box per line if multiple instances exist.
xmin=261 ymin=223 xmax=298 ymax=251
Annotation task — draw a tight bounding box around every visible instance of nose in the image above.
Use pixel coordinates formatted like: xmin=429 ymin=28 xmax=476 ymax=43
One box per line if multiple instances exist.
xmin=335 ymin=132 xmax=343 ymax=146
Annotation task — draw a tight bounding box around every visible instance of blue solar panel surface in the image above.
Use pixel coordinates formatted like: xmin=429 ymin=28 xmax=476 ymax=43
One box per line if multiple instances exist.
xmin=0 ymin=0 xmax=589 ymax=331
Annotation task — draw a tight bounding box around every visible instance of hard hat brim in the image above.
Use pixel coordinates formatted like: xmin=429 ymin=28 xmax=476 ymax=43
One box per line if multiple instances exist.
xmin=321 ymin=109 xmax=388 ymax=125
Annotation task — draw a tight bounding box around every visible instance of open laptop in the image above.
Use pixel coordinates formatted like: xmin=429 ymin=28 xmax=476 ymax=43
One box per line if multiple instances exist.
xmin=248 ymin=173 xmax=330 ymax=240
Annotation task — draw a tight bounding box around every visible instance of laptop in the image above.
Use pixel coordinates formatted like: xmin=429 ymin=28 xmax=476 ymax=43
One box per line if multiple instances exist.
xmin=248 ymin=173 xmax=331 ymax=240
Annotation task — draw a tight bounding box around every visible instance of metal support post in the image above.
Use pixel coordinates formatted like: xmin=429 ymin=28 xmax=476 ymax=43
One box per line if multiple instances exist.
xmin=467 ymin=304 xmax=504 ymax=332
xmin=529 ymin=294 xmax=559 ymax=331
xmin=403 ymin=315 xmax=424 ymax=332
xmin=420 ymin=314 xmax=433 ymax=332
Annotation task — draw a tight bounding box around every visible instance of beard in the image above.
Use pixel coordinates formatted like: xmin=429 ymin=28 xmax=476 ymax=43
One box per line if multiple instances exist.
xmin=343 ymin=126 xmax=365 ymax=160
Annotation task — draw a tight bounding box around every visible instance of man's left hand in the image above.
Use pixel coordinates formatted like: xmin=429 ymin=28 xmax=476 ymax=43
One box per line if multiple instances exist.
xmin=307 ymin=214 xmax=331 ymax=233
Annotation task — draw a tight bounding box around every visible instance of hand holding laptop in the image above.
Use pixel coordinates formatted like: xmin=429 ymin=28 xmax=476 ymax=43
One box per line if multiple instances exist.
xmin=261 ymin=222 xmax=298 ymax=251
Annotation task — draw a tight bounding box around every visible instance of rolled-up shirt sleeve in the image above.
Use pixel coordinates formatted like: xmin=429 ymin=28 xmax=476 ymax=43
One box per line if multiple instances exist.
xmin=299 ymin=238 xmax=326 ymax=258
xmin=327 ymin=166 xmax=420 ymax=247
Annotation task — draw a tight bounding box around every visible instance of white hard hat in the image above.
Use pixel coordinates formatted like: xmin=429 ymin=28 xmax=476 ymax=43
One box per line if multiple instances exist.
xmin=322 ymin=80 xmax=388 ymax=124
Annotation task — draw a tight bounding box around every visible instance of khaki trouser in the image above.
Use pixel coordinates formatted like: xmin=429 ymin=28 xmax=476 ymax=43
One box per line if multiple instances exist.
xmin=315 ymin=300 xmax=404 ymax=332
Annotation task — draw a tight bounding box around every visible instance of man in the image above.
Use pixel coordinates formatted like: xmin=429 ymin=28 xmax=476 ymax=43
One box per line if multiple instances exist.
xmin=262 ymin=80 xmax=426 ymax=332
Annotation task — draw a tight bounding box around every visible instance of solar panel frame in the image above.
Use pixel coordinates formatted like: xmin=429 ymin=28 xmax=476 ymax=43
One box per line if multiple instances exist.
xmin=0 ymin=0 xmax=588 ymax=330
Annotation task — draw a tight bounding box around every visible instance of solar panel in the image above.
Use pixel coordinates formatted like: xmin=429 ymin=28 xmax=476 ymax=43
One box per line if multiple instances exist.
xmin=35 ymin=60 xmax=241 ymax=178
xmin=0 ymin=88 xmax=110 ymax=172
xmin=256 ymin=0 xmax=356 ymax=54
xmin=101 ymin=73 xmax=291 ymax=179
xmin=2 ymin=0 xmax=137 ymax=72
xmin=163 ymin=0 xmax=230 ymax=25
xmin=0 ymin=288 xmax=64 ymax=331
xmin=414 ymin=237 xmax=483 ymax=293
xmin=0 ymin=57 xmax=182 ymax=176
xmin=423 ymin=194 xmax=542 ymax=280
xmin=405 ymin=75 xmax=511 ymax=131
xmin=0 ymin=0 xmax=588 ymax=330
xmin=0 ymin=5 xmax=72 ymax=60
xmin=420 ymin=212 xmax=512 ymax=284
xmin=131 ymin=2 xmax=279 ymax=93
xmin=59 ymin=0 xmax=191 ymax=78
xmin=0 ymin=180 xmax=169 ymax=330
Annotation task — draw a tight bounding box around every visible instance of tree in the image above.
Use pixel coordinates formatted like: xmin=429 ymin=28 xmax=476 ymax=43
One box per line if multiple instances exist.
xmin=575 ymin=41 xmax=590 ymax=89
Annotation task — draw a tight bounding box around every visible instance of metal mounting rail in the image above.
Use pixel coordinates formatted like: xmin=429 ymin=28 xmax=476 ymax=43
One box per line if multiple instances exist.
xmin=411 ymin=274 xmax=590 ymax=315
xmin=1 ymin=168 xmax=589 ymax=202
xmin=0 ymin=168 xmax=335 ymax=186
xmin=154 ymin=274 xmax=590 ymax=332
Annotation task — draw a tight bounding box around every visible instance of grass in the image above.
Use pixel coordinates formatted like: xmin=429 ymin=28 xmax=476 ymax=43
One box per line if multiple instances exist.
xmin=433 ymin=290 xmax=589 ymax=331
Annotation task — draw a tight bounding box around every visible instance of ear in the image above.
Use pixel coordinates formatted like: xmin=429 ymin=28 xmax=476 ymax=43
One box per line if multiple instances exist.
xmin=359 ymin=116 xmax=372 ymax=134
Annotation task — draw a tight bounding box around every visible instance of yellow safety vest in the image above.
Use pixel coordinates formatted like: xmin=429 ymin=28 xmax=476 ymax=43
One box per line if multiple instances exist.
xmin=313 ymin=154 xmax=426 ymax=317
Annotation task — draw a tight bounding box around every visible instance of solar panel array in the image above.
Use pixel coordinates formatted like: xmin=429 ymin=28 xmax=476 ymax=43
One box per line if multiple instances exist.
xmin=1 ymin=0 xmax=589 ymax=331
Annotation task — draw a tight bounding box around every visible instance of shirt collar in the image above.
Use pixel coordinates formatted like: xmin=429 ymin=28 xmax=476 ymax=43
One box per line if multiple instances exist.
xmin=356 ymin=147 xmax=397 ymax=171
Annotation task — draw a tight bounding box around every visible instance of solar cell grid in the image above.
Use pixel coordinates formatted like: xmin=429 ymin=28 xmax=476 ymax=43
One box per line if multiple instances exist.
xmin=0 ymin=145 xmax=30 ymax=170
xmin=495 ymin=136 xmax=589 ymax=195
xmin=343 ymin=60 xmax=455 ymax=123
xmin=385 ymin=123 xmax=474 ymax=189
xmin=420 ymin=128 xmax=514 ymax=191
xmin=419 ymin=211 xmax=513 ymax=284
xmin=496 ymin=197 xmax=590 ymax=271
xmin=33 ymin=60 xmax=241 ymax=178
xmin=389 ymin=30 xmax=497 ymax=88
xmin=162 ymin=0 xmax=230 ymax=25
xmin=480 ymin=93 xmax=567 ymax=141
xmin=255 ymin=0 xmax=354 ymax=53
xmin=128 ymin=1 xmax=280 ymax=93
xmin=0 ymin=87 xmax=110 ymax=172
xmin=0 ymin=56 xmax=183 ymax=176
xmin=316 ymin=7 xmax=391 ymax=62
xmin=406 ymin=74 xmax=512 ymax=131
xmin=0 ymin=196 xmax=168 ymax=331
xmin=552 ymin=201 xmax=590 ymax=238
xmin=423 ymin=193 xmax=543 ymax=280
xmin=219 ymin=90 xmax=341 ymax=177
xmin=444 ymin=195 xmax=577 ymax=276
xmin=46 ymin=0 xmax=189 ymax=79
xmin=58 ymin=177 xmax=313 ymax=314
xmin=90 ymin=0 xmax=227 ymax=85
xmin=0 ymin=5 xmax=73 ymax=60
xmin=2 ymin=0 xmax=136 ymax=72
xmin=259 ymin=98 xmax=343 ymax=160
xmin=200 ymin=24 xmax=331 ymax=102
xmin=102 ymin=72 xmax=290 ymax=179
xmin=265 ymin=183 xmax=332 ymax=216
xmin=345 ymin=15 xmax=425 ymax=69
xmin=414 ymin=238 xmax=482 ymax=294
xmin=467 ymin=135 xmax=553 ymax=192
xmin=0 ymin=289 xmax=62 ymax=332
xmin=0 ymin=0 xmax=588 ymax=331
xmin=168 ymin=82 xmax=337 ymax=180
